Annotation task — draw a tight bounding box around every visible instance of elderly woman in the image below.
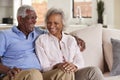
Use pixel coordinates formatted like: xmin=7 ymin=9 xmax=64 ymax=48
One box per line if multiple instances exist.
xmin=35 ymin=8 xmax=104 ymax=80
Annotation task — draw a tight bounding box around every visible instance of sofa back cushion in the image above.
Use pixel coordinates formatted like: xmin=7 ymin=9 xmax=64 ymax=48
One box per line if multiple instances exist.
xmin=70 ymin=25 xmax=104 ymax=72
xmin=102 ymin=28 xmax=120 ymax=71
xmin=110 ymin=38 xmax=120 ymax=76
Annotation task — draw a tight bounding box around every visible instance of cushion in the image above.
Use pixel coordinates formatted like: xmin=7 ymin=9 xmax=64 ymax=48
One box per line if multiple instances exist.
xmin=102 ymin=28 xmax=120 ymax=71
xmin=110 ymin=38 xmax=120 ymax=76
xmin=70 ymin=25 xmax=104 ymax=72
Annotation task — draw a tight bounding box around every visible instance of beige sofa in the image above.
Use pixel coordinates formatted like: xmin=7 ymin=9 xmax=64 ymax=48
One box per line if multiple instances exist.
xmin=68 ymin=25 xmax=120 ymax=80
xmin=1 ymin=25 xmax=120 ymax=80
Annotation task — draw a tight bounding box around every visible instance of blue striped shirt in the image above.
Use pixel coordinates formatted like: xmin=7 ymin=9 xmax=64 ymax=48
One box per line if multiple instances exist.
xmin=0 ymin=26 xmax=47 ymax=70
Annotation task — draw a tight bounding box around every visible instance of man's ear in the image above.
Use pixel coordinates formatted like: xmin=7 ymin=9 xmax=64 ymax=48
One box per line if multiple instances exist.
xmin=17 ymin=16 xmax=23 ymax=24
xmin=17 ymin=16 xmax=20 ymax=22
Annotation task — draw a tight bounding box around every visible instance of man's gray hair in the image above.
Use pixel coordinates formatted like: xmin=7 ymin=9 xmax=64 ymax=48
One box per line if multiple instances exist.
xmin=17 ymin=5 xmax=35 ymax=18
xmin=45 ymin=8 xmax=66 ymax=27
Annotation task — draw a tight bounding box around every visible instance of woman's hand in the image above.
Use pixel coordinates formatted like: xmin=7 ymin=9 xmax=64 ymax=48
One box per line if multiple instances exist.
xmin=54 ymin=62 xmax=78 ymax=73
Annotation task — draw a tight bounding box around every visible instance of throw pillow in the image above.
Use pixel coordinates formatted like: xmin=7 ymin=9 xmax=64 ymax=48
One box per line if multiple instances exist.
xmin=110 ymin=38 xmax=120 ymax=76
xmin=102 ymin=28 xmax=120 ymax=71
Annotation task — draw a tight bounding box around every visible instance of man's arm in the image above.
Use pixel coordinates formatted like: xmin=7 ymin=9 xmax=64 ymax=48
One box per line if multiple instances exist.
xmin=73 ymin=36 xmax=86 ymax=52
xmin=0 ymin=57 xmax=10 ymax=74
xmin=0 ymin=57 xmax=22 ymax=79
xmin=65 ymin=33 xmax=86 ymax=52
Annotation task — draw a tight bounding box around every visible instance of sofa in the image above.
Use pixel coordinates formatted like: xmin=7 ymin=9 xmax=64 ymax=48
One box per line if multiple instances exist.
xmin=66 ymin=25 xmax=120 ymax=80
xmin=1 ymin=25 xmax=120 ymax=80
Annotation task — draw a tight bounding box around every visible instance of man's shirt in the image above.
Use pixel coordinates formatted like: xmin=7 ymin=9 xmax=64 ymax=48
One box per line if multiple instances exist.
xmin=0 ymin=26 xmax=46 ymax=70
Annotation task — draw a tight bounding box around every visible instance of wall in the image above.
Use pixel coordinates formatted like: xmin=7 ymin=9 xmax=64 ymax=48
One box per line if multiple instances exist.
xmin=13 ymin=0 xmax=21 ymax=25
xmin=48 ymin=0 xmax=71 ymax=24
xmin=48 ymin=0 xmax=115 ymax=28
xmin=13 ymin=0 xmax=32 ymax=25
xmin=0 ymin=0 xmax=116 ymax=28
xmin=103 ymin=0 xmax=114 ymax=28
xmin=0 ymin=0 xmax=13 ymax=24
xmin=114 ymin=0 xmax=120 ymax=29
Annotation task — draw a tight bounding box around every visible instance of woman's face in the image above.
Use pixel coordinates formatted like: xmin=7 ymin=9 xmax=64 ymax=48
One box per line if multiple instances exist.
xmin=47 ymin=14 xmax=63 ymax=37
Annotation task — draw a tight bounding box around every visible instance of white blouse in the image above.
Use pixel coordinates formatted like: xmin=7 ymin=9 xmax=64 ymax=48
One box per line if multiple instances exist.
xmin=35 ymin=32 xmax=84 ymax=72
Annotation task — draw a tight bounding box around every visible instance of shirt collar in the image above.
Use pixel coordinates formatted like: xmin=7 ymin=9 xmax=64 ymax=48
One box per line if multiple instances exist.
xmin=12 ymin=26 xmax=21 ymax=34
xmin=12 ymin=26 xmax=36 ymax=39
xmin=48 ymin=32 xmax=67 ymax=43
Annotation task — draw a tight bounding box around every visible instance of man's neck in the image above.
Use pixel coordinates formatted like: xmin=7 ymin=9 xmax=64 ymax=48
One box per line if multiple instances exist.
xmin=17 ymin=26 xmax=29 ymax=38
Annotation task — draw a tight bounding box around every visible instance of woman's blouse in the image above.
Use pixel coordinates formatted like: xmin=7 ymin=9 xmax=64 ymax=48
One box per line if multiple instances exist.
xmin=35 ymin=32 xmax=84 ymax=72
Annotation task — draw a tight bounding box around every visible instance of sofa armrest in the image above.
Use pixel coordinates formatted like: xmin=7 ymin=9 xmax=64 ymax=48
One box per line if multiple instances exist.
xmin=102 ymin=28 xmax=120 ymax=71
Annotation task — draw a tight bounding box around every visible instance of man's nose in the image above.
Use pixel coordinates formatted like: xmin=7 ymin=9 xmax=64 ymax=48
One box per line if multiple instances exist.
xmin=32 ymin=19 xmax=36 ymax=24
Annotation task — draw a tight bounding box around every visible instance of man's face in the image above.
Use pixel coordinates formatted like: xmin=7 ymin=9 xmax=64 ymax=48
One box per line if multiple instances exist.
xmin=20 ymin=9 xmax=37 ymax=33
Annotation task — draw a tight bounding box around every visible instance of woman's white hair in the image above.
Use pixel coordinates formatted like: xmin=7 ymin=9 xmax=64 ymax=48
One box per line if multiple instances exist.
xmin=17 ymin=5 xmax=35 ymax=18
xmin=45 ymin=8 xmax=66 ymax=27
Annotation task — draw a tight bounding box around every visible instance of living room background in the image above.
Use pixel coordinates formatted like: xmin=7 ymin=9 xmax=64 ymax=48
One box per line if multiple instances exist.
xmin=0 ymin=0 xmax=120 ymax=29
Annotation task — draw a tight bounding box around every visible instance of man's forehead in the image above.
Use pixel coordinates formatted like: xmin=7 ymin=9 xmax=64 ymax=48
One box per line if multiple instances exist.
xmin=26 ymin=9 xmax=35 ymax=14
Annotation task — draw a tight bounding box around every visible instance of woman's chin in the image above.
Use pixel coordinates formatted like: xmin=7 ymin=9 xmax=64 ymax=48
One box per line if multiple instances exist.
xmin=50 ymin=32 xmax=55 ymax=35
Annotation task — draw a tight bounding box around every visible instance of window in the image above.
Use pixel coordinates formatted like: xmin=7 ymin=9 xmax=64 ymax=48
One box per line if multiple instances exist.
xmin=32 ymin=0 xmax=48 ymax=25
xmin=73 ymin=0 xmax=92 ymax=18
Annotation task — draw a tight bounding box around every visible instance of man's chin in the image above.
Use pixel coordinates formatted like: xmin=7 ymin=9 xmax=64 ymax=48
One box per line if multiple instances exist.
xmin=30 ymin=28 xmax=34 ymax=31
xmin=28 ymin=27 xmax=35 ymax=32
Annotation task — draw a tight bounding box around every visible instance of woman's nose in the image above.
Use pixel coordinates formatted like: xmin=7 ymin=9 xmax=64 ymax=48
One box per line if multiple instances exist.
xmin=51 ymin=23 xmax=56 ymax=27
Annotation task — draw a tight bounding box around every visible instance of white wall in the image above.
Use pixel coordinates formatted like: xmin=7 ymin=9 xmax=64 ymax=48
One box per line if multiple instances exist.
xmin=48 ymin=0 xmax=71 ymax=23
xmin=13 ymin=0 xmax=32 ymax=25
xmin=12 ymin=0 xmax=116 ymax=28
xmin=0 ymin=0 xmax=13 ymax=23
xmin=13 ymin=0 xmax=21 ymax=25
xmin=114 ymin=0 xmax=120 ymax=29
xmin=48 ymin=0 xmax=115 ymax=28
xmin=103 ymin=0 xmax=114 ymax=28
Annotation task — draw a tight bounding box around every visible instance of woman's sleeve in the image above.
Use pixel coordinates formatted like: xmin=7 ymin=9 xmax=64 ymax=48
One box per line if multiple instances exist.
xmin=71 ymin=37 xmax=85 ymax=69
xmin=35 ymin=36 xmax=52 ymax=72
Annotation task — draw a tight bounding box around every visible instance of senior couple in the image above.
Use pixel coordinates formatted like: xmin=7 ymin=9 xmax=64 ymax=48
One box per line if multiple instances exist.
xmin=0 ymin=5 xmax=104 ymax=80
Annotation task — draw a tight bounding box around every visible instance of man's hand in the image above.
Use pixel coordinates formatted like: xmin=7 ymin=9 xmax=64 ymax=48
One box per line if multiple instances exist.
xmin=7 ymin=67 xmax=22 ymax=79
xmin=74 ymin=36 xmax=86 ymax=52
xmin=64 ymin=33 xmax=86 ymax=52
xmin=0 ymin=59 xmax=22 ymax=79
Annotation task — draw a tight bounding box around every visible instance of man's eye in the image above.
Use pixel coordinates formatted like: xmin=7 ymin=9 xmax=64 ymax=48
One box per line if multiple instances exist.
xmin=55 ymin=22 xmax=58 ymax=25
xmin=32 ymin=16 xmax=37 ymax=19
xmin=26 ymin=16 xmax=37 ymax=20
xmin=47 ymin=22 xmax=51 ymax=24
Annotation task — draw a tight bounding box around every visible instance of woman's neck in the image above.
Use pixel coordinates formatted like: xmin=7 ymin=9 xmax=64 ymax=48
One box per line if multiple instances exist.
xmin=52 ymin=32 xmax=62 ymax=41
